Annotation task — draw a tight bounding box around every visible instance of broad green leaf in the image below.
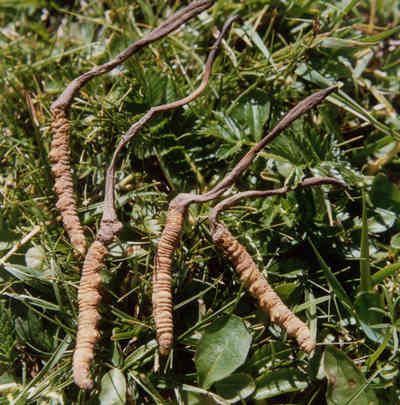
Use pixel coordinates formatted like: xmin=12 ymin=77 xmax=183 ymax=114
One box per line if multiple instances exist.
xmin=354 ymin=291 xmax=384 ymax=344
xmin=390 ymin=233 xmax=400 ymax=249
xmin=367 ymin=208 xmax=396 ymax=234
xmin=213 ymin=90 xmax=270 ymax=146
xmin=323 ymin=346 xmax=379 ymax=405
xmin=254 ymin=368 xmax=308 ymax=400
xmin=230 ymin=91 xmax=270 ymax=141
xmin=215 ymin=373 xmax=255 ymax=403
xmin=274 ymin=281 xmax=299 ymax=301
xmin=195 ymin=315 xmax=252 ymax=389
xmin=370 ymin=174 xmax=400 ymax=213
xmin=99 ymin=368 xmax=127 ymax=405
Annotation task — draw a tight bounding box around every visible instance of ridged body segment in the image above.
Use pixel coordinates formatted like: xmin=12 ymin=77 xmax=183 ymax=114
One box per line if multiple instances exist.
xmin=73 ymin=240 xmax=107 ymax=390
xmin=153 ymin=207 xmax=186 ymax=356
xmin=212 ymin=224 xmax=315 ymax=353
xmin=50 ymin=108 xmax=86 ymax=256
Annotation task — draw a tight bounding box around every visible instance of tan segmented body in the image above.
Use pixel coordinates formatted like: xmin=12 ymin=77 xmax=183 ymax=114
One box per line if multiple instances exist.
xmin=49 ymin=108 xmax=86 ymax=256
xmin=153 ymin=207 xmax=186 ymax=356
xmin=73 ymin=240 xmax=107 ymax=389
xmin=212 ymin=224 xmax=315 ymax=353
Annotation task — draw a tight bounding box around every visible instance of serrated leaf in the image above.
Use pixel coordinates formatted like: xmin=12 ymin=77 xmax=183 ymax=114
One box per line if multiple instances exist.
xmin=195 ymin=315 xmax=252 ymax=389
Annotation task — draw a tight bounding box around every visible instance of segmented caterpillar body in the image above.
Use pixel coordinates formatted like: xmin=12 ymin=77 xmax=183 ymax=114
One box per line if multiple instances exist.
xmin=153 ymin=205 xmax=186 ymax=356
xmin=212 ymin=223 xmax=315 ymax=353
xmin=73 ymin=240 xmax=107 ymax=389
xmin=49 ymin=108 xmax=86 ymax=256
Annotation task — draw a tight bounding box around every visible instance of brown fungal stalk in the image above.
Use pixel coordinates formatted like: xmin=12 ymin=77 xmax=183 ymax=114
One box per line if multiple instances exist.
xmin=49 ymin=0 xmax=213 ymax=255
xmin=72 ymin=16 xmax=237 ymax=390
xmin=153 ymin=86 xmax=338 ymax=356
xmin=209 ymin=176 xmax=345 ymax=352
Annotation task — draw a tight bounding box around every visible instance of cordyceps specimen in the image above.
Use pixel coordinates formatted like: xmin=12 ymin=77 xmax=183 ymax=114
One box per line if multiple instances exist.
xmin=209 ymin=176 xmax=345 ymax=353
xmin=49 ymin=0 xmax=213 ymax=256
xmin=72 ymin=16 xmax=237 ymax=391
xmin=153 ymin=85 xmax=338 ymax=356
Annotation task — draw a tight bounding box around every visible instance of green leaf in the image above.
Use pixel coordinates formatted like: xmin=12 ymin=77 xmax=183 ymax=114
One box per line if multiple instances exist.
xmin=240 ymin=23 xmax=276 ymax=68
xmin=359 ymin=25 xmax=400 ymax=43
xmin=323 ymin=346 xmax=379 ymax=405
xmin=181 ymin=391 xmax=222 ymax=405
xmin=215 ymin=373 xmax=255 ymax=403
xmin=308 ymin=239 xmax=353 ymax=310
xmin=365 ymin=329 xmax=392 ymax=369
xmin=370 ymin=174 xmax=400 ymax=213
xmin=230 ymin=90 xmax=270 ymax=141
xmin=354 ymin=291 xmax=384 ymax=344
xmin=367 ymin=208 xmax=396 ymax=234
xmin=195 ymin=315 xmax=252 ymax=389
xmin=274 ymin=281 xmax=299 ymax=301
xmin=390 ymin=233 xmax=400 ymax=249
xmin=99 ymin=368 xmax=127 ymax=405
xmin=372 ymin=262 xmax=400 ymax=285
xmin=13 ymin=335 xmax=71 ymax=403
xmin=254 ymin=368 xmax=308 ymax=400
xmin=15 ymin=309 xmax=53 ymax=352
xmin=359 ymin=191 xmax=371 ymax=292
xmin=181 ymin=384 xmax=229 ymax=405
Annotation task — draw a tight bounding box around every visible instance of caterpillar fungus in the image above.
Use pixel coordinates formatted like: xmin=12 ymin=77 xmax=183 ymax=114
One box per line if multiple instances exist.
xmin=153 ymin=86 xmax=338 ymax=356
xmin=209 ymin=176 xmax=346 ymax=352
xmin=153 ymin=199 xmax=187 ymax=356
xmin=49 ymin=0 xmax=213 ymax=255
xmin=72 ymin=15 xmax=237 ymax=390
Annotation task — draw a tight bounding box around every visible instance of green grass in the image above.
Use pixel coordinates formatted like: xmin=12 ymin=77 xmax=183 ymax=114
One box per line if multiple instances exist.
xmin=1 ymin=0 xmax=400 ymax=403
